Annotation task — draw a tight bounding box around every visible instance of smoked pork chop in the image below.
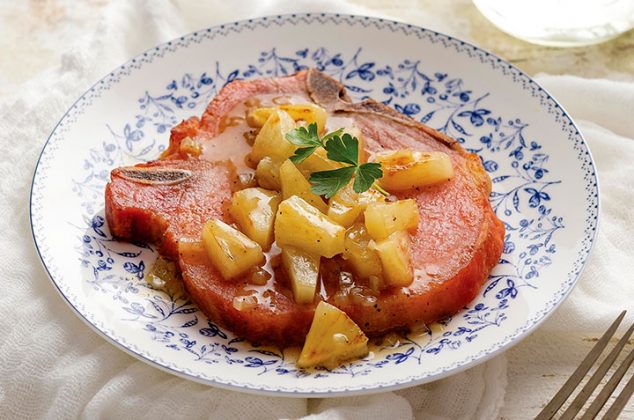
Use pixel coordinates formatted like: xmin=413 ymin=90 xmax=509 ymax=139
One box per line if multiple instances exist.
xmin=105 ymin=69 xmax=504 ymax=346
xmin=105 ymin=159 xmax=234 ymax=260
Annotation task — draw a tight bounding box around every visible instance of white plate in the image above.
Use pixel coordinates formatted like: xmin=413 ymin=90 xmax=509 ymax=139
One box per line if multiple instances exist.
xmin=30 ymin=14 xmax=598 ymax=397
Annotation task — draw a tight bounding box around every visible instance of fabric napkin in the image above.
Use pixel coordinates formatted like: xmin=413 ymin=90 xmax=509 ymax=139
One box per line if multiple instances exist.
xmin=0 ymin=1 xmax=631 ymax=419
xmin=499 ymin=75 xmax=634 ymax=418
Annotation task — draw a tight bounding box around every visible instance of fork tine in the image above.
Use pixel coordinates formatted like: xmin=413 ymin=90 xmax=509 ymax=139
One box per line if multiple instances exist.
xmin=534 ymin=310 xmax=626 ymax=420
xmin=560 ymin=322 xmax=634 ymax=420
xmin=602 ymin=364 xmax=634 ymax=420
xmin=581 ymin=346 xmax=634 ymax=420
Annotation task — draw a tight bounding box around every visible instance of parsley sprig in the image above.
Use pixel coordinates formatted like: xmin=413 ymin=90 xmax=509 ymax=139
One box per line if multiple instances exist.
xmin=285 ymin=124 xmax=344 ymax=164
xmin=285 ymin=123 xmax=385 ymax=198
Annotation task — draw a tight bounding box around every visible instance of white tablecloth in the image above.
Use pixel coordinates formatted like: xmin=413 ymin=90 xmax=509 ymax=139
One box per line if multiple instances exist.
xmin=0 ymin=1 xmax=631 ymax=418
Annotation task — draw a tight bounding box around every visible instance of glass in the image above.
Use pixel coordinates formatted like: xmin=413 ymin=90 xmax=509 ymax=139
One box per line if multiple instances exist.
xmin=473 ymin=0 xmax=634 ymax=47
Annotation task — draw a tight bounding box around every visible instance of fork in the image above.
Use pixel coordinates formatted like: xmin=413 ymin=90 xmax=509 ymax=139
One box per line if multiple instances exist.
xmin=535 ymin=310 xmax=634 ymax=420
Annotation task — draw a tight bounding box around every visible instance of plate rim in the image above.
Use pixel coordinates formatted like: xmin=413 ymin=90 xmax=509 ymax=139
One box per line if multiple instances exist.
xmin=29 ymin=12 xmax=600 ymax=397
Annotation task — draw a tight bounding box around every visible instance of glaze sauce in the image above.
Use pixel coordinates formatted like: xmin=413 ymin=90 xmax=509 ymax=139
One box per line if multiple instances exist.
xmin=180 ymin=95 xmax=375 ymax=309
xmin=198 ymin=94 xmax=354 ymax=175
xmin=172 ymin=94 xmax=453 ymax=334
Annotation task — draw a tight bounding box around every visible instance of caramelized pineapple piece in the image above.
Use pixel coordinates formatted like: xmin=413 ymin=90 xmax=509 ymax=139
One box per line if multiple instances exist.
xmin=297 ymin=147 xmax=343 ymax=175
xmin=343 ymin=223 xmax=382 ymax=279
xmin=327 ymin=182 xmax=385 ymax=228
xmin=297 ymin=301 xmax=369 ymax=369
xmin=374 ymin=230 xmax=414 ymax=287
xmin=359 ymin=188 xmax=387 ymax=206
xmin=248 ymin=104 xmax=328 ymax=133
xmin=281 ymin=103 xmax=328 ymax=133
xmin=374 ymin=149 xmax=454 ymax=191
xmin=250 ymin=109 xmax=296 ymax=162
xmin=229 ymin=188 xmax=281 ymax=250
xmin=327 ymin=183 xmax=363 ymax=228
xmin=275 ymin=196 xmax=345 ymax=258
xmin=246 ymin=107 xmax=272 ymax=128
xmin=279 ymin=159 xmax=328 ymax=213
xmin=327 ymin=200 xmax=362 ymax=229
xmin=281 ymin=246 xmax=320 ymax=304
xmin=255 ymin=156 xmax=282 ymax=190
xmin=364 ymin=199 xmax=420 ymax=241
xmin=201 ymin=219 xmax=264 ymax=280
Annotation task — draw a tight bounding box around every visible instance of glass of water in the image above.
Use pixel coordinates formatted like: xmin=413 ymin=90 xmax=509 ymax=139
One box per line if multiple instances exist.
xmin=473 ymin=0 xmax=634 ymax=47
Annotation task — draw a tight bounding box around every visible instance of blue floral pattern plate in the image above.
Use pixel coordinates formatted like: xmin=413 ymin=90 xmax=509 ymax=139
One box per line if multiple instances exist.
xmin=30 ymin=14 xmax=598 ymax=396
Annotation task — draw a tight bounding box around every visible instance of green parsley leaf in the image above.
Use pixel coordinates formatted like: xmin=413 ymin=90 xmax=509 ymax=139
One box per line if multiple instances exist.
xmin=353 ymin=162 xmax=383 ymax=193
xmin=286 ymin=125 xmax=347 ymax=164
xmin=320 ymin=128 xmax=345 ymax=143
xmin=289 ymin=147 xmax=317 ymax=164
xmin=324 ymin=133 xmax=358 ymax=166
xmin=309 ymin=166 xmax=356 ymax=198
xmin=284 ymin=122 xmax=384 ymax=197
xmin=285 ymin=123 xmax=320 ymax=147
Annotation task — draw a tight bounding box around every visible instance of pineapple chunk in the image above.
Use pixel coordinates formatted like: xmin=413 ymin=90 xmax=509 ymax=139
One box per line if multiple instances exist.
xmin=297 ymin=147 xmax=343 ymax=175
xmin=327 ymin=200 xmax=363 ymax=229
xmin=327 ymin=183 xmax=385 ymax=228
xmin=250 ymin=109 xmax=296 ymax=162
xmin=327 ymin=183 xmax=363 ymax=228
xmin=298 ymin=301 xmax=369 ymax=369
xmin=255 ymin=156 xmax=282 ymax=190
xmin=248 ymin=104 xmax=328 ymax=133
xmin=374 ymin=149 xmax=454 ymax=191
xmin=201 ymin=219 xmax=264 ymax=280
xmin=374 ymin=230 xmax=414 ymax=287
xmin=279 ymin=159 xmax=328 ymax=213
xmin=275 ymin=196 xmax=345 ymax=258
xmin=281 ymin=103 xmax=328 ymax=133
xmin=282 ymin=246 xmax=320 ymax=304
xmin=246 ymin=107 xmax=272 ymax=128
xmin=343 ymin=223 xmax=382 ymax=279
xmin=364 ymin=199 xmax=420 ymax=241
xmin=359 ymin=188 xmax=387 ymax=206
xmin=229 ymin=188 xmax=281 ymax=251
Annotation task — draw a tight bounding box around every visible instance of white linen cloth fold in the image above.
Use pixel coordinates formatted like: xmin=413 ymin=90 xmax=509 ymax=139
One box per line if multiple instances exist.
xmin=499 ymin=75 xmax=634 ymax=418
xmin=0 ymin=1 xmax=631 ymax=419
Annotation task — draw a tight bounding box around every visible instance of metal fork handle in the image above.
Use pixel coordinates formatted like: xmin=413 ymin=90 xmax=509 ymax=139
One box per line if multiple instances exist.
xmin=560 ymin=322 xmax=634 ymax=419
xmin=602 ymin=367 xmax=634 ymax=420
xmin=534 ymin=310 xmax=627 ymax=420
xmin=581 ymin=346 xmax=634 ymax=420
